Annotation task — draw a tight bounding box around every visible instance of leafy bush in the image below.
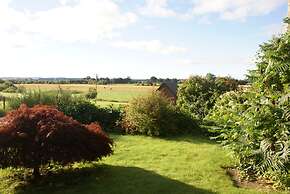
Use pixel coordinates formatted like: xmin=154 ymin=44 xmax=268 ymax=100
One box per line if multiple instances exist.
xmin=177 ymin=75 xmax=239 ymax=121
xmin=0 ymin=104 xmax=113 ymax=177
xmin=8 ymin=90 xmax=59 ymax=109
xmin=122 ymin=92 xmax=186 ymax=136
xmin=248 ymin=31 xmax=290 ymax=91
xmin=207 ymin=28 xmax=290 ymax=188
xmin=174 ymin=110 xmax=200 ymax=135
xmin=2 ymin=86 xmax=18 ymax=93
xmin=58 ymin=99 xmax=122 ymax=130
xmin=85 ymin=88 xmax=98 ymax=99
xmin=8 ymin=90 xmax=122 ymax=130
xmin=206 ymin=90 xmax=290 ymax=188
xmin=0 ymin=109 xmax=5 ymax=117
xmin=0 ymin=81 xmax=18 ymax=93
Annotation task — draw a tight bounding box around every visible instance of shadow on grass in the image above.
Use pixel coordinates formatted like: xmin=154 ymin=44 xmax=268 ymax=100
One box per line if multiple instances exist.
xmin=109 ymin=132 xmax=218 ymax=145
xmin=15 ymin=164 xmax=216 ymax=194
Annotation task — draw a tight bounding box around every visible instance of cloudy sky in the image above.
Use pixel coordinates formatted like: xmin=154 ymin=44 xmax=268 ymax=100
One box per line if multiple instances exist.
xmin=0 ymin=0 xmax=288 ymax=79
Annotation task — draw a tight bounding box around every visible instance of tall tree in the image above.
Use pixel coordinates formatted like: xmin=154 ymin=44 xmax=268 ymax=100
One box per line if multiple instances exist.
xmin=288 ymin=0 xmax=290 ymax=31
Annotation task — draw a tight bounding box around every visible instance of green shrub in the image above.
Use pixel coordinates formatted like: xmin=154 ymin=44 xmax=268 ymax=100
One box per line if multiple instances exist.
xmin=174 ymin=110 xmax=200 ymax=135
xmin=204 ymin=22 xmax=290 ymax=189
xmin=8 ymin=90 xmax=58 ymax=109
xmin=177 ymin=75 xmax=238 ymax=121
xmin=85 ymin=88 xmax=98 ymax=99
xmin=8 ymin=90 xmax=121 ymax=130
xmin=122 ymin=92 xmax=183 ymax=136
xmin=0 ymin=81 xmax=18 ymax=93
xmin=206 ymin=90 xmax=290 ymax=188
xmin=248 ymin=31 xmax=290 ymax=91
xmin=2 ymin=86 xmax=18 ymax=93
xmin=206 ymin=23 xmax=290 ymax=189
xmin=58 ymin=98 xmax=122 ymax=130
xmin=0 ymin=109 xmax=5 ymax=117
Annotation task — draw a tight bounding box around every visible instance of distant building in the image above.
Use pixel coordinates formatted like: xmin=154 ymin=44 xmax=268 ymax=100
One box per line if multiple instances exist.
xmin=156 ymin=81 xmax=177 ymax=103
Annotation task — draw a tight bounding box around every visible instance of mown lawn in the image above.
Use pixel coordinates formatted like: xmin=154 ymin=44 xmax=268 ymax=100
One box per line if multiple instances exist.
xmin=0 ymin=134 xmax=288 ymax=194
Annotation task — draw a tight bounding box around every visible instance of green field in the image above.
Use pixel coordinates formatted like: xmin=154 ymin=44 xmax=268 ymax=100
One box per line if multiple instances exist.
xmin=0 ymin=83 xmax=155 ymax=110
xmin=15 ymin=84 xmax=157 ymax=106
xmin=0 ymin=134 xmax=286 ymax=194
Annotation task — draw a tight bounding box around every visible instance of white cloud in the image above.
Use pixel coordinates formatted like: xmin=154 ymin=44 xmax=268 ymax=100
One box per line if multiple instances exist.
xmin=139 ymin=0 xmax=285 ymax=21
xmin=111 ymin=40 xmax=187 ymax=54
xmin=140 ymin=0 xmax=177 ymax=17
xmin=191 ymin=0 xmax=286 ymax=21
xmin=0 ymin=0 xmax=137 ymax=46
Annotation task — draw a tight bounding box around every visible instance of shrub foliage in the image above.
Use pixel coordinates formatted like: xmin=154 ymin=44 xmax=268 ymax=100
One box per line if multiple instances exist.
xmin=0 ymin=104 xmax=113 ymax=176
xmin=8 ymin=90 xmax=122 ymax=130
xmin=207 ymin=28 xmax=290 ymax=188
xmin=0 ymin=81 xmax=18 ymax=93
xmin=85 ymin=88 xmax=98 ymax=99
xmin=177 ymin=75 xmax=239 ymax=120
xmin=122 ymin=92 xmax=179 ymax=136
xmin=248 ymin=31 xmax=290 ymax=91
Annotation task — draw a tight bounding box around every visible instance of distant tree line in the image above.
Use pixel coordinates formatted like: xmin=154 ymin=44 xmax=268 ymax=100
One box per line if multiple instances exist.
xmin=1 ymin=75 xmax=248 ymax=86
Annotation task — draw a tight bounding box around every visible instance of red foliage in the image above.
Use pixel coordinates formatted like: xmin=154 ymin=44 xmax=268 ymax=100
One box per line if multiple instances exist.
xmin=0 ymin=104 xmax=113 ymax=169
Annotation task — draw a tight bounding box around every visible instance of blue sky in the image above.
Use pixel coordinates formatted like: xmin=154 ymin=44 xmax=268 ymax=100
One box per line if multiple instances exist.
xmin=0 ymin=0 xmax=288 ymax=79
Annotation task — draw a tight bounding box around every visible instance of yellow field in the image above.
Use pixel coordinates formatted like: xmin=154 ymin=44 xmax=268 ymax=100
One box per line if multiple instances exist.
xmin=16 ymin=84 xmax=157 ymax=103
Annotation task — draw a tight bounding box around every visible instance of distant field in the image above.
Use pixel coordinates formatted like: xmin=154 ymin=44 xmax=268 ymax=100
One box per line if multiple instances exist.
xmin=16 ymin=84 xmax=157 ymax=103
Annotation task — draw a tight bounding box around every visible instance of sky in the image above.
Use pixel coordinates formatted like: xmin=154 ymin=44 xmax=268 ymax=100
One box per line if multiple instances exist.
xmin=0 ymin=0 xmax=288 ymax=79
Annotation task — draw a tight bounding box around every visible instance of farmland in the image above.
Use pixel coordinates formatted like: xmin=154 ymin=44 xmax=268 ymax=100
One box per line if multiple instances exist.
xmin=0 ymin=1 xmax=289 ymax=194
xmin=16 ymin=84 xmax=157 ymax=105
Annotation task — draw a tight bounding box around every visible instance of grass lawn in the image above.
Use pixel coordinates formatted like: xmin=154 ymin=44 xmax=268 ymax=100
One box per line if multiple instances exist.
xmin=0 ymin=134 xmax=288 ymax=194
xmin=17 ymin=84 xmax=157 ymax=103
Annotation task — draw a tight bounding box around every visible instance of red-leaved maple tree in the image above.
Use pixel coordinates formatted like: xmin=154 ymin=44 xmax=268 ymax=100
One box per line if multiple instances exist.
xmin=0 ymin=104 xmax=113 ymax=177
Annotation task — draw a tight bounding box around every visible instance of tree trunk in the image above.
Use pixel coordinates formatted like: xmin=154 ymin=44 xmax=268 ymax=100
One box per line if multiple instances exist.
xmin=33 ymin=167 xmax=41 ymax=178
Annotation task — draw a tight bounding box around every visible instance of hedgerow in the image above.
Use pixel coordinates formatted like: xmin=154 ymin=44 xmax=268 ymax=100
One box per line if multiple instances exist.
xmin=8 ymin=90 xmax=122 ymax=130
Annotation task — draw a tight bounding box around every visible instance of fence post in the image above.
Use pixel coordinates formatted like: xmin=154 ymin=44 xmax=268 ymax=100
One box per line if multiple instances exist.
xmin=3 ymin=97 xmax=5 ymax=110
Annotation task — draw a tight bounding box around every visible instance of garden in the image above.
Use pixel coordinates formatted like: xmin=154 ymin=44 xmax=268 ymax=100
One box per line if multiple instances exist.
xmin=0 ymin=19 xmax=289 ymax=194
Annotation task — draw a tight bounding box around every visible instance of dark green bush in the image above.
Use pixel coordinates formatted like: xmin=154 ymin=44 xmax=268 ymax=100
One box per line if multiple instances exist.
xmin=0 ymin=109 xmax=5 ymax=117
xmin=2 ymin=86 xmax=18 ymax=93
xmin=8 ymin=90 xmax=121 ymax=130
xmin=122 ymin=92 xmax=196 ymax=136
xmin=0 ymin=81 xmax=18 ymax=93
xmin=174 ymin=110 xmax=200 ymax=135
xmin=58 ymin=99 xmax=122 ymax=130
xmin=177 ymin=75 xmax=238 ymax=121
xmin=206 ymin=90 xmax=290 ymax=188
xmin=85 ymin=88 xmax=98 ymax=99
